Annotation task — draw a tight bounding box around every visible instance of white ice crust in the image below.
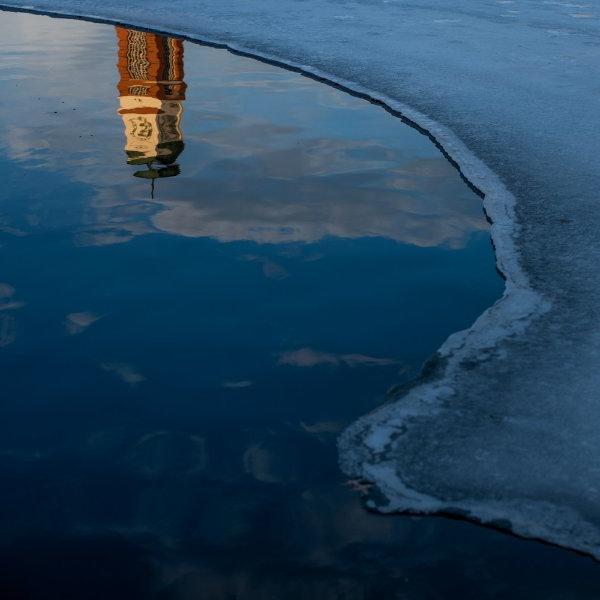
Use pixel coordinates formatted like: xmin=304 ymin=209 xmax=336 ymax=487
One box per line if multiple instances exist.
xmin=2 ymin=0 xmax=600 ymax=557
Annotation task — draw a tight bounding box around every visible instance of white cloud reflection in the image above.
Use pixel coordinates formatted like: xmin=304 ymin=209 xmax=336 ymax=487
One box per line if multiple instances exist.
xmin=223 ymin=380 xmax=253 ymax=389
xmin=0 ymin=18 xmax=487 ymax=253
xmin=147 ymin=152 xmax=486 ymax=248
xmin=64 ymin=311 xmax=102 ymax=335
xmin=101 ymin=362 xmax=146 ymax=385
xmin=0 ymin=315 xmax=17 ymax=347
xmin=278 ymin=348 xmax=400 ymax=368
xmin=0 ymin=283 xmax=15 ymax=298
xmin=241 ymin=254 xmax=289 ymax=279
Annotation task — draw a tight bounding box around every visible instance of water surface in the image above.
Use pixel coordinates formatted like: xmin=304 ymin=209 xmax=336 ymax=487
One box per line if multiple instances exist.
xmin=0 ymin=10 xmax=598 ymax=599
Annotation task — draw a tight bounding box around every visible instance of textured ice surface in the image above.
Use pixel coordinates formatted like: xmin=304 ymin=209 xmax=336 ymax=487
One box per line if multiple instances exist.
xmin=3 ymin=0 xmax=600 ymax=556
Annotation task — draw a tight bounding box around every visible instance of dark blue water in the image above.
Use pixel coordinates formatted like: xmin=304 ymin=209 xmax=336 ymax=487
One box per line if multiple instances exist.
xmin=0 ymin=10 xmax=598 ymax=600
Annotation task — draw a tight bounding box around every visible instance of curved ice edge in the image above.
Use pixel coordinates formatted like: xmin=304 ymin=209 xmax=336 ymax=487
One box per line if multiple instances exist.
xmin=1 ymin=0 xmax=578 ymax=557
xmin=359 ymin=461 xmax=600 ymax=560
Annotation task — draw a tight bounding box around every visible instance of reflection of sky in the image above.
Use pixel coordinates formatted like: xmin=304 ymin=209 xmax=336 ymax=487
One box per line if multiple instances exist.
xmin=0 ymin=12 xmax=530 ymax=600
xmin=150 ymin=154 xmax=486 ymax=248
xmin=0 ymin=12 xmax=486 ymax=250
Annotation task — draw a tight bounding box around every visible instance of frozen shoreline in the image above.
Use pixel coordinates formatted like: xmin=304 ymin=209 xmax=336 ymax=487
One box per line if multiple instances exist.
xmin=3 ymin=0 xmax=600 ymax=558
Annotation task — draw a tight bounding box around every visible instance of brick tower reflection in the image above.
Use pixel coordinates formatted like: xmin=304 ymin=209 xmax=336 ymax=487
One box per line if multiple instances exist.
xmin=116 ymin=27 xmax=186 ymax=197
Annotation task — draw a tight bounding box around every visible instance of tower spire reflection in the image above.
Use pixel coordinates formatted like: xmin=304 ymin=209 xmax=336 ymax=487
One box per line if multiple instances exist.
xmin=116 ymin=27 xmax=186 ymax=197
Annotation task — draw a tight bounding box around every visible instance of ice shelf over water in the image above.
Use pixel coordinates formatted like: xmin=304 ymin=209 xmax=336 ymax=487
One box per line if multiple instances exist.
xmin=3 ymin=0 xmax=600 ymax=557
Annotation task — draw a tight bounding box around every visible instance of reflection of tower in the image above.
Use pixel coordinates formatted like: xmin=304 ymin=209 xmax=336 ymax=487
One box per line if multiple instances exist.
xmin=116 ymin=27 xmax=186 ymax=195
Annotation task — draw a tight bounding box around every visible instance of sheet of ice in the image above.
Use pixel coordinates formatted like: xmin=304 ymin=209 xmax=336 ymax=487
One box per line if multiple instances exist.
xmin=3 ymin=0 xmax=600 ymax=557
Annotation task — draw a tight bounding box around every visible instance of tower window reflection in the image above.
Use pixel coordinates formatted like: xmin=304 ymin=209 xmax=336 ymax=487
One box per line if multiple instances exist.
xmin=116 ymin=27 xmax=186 ymax=195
